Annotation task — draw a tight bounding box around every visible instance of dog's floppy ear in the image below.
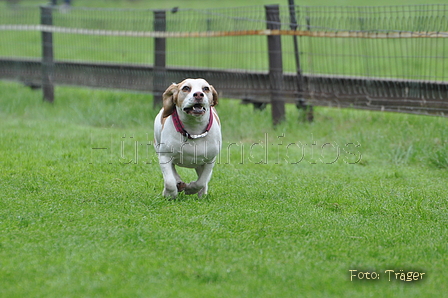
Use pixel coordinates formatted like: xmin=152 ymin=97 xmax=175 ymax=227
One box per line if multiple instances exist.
xmin=210 ymin=85 xmax=218 ymax=106
xmin=162 ymin=83 xmax=179 ymax=118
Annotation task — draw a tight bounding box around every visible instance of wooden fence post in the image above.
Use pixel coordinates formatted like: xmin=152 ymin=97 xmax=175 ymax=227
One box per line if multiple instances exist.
xmin=153 ymin=10 xmax=166 ymax=108
xmin=265 ymin=5 xmax=285 ymax=125
xmin=40 ymin=5 xmax=54 ymax=103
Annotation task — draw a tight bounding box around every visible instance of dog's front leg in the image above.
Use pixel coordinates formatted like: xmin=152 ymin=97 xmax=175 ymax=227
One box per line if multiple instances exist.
xmin=158 ymin=157 xmax=178 ymax=199
xmin=185 ymin=163 xmax=215 ymax=198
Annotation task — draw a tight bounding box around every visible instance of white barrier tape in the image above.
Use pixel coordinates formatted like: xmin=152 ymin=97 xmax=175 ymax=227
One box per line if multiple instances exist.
xmin=1 ymin=24 xmax=447 ymax=38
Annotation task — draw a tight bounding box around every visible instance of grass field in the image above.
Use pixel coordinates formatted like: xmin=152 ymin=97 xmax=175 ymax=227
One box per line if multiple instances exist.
xmin=0 ymin=80 xmax=447 ymax=297
xmin=1 ymin=0 xmax=448 ymax=296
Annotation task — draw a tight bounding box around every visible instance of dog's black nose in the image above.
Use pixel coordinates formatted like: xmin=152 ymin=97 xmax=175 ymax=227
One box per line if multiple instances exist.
xmin=193 ymin=92 xmax=204 ymax=99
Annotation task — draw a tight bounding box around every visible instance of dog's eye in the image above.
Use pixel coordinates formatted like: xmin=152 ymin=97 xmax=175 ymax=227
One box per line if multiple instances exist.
xmin=182 ymin=86 xmax=191 ymax=92
xmin=203 ymin=86 xmax=210 ymax=92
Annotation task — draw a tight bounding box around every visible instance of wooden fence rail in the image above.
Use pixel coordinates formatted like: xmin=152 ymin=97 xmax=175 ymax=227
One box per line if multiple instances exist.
xmin=2 ymin=57 xmax=447 ymax=116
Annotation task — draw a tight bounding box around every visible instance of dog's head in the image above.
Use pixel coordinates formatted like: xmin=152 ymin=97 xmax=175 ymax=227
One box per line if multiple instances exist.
xmin=162 ymin=78 xmax=218 ymax=118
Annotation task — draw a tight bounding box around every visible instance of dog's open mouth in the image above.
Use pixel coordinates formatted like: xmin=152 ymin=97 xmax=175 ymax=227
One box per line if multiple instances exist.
xmin=184 ymin=104 xmax=206 ymax=115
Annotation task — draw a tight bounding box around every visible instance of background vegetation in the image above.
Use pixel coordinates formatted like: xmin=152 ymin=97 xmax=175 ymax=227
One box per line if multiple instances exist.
xmin=1 ymin=0 xmax=447 ymax=80
xmin=3 ymin=0 xmax=442 ymax=9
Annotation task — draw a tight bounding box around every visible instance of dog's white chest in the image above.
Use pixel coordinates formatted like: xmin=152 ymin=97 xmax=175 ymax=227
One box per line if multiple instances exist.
xmin=171 ymin=137 xmax=220 ymax=168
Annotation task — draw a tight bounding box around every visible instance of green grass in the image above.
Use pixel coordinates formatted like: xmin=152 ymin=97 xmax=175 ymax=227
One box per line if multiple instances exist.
xmin=1 ymin=2 xmax=446 ymax=297
xmin=0 ymin=80 xmax=447 ymax=297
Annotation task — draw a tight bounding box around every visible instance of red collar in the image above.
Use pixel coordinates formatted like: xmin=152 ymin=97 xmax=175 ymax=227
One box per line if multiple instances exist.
xmin=171 ymin=108 xmax=214 ymax=139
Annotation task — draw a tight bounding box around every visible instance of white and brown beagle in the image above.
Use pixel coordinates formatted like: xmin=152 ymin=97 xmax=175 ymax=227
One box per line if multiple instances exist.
xmin=154 ymin=78 xmax=221 ymax=199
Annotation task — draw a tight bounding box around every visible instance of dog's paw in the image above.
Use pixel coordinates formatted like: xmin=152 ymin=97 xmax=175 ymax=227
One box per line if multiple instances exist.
xmin=197 ymin=187 xmax=208 ymax=198
xmin=177 ymin=181 xmax=187 ymax=192
xmin=163 ymin=188 xmax=178 ymax=199
xmin=184 ymin=182 xmax=203 ymax=195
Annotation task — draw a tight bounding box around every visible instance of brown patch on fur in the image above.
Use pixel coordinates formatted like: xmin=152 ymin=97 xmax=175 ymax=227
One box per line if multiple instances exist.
xmin=210 ymin=85 xmax=219 ymax=107
xmin=162 ymin=83 xmax=181 ymax=118
xmin=177 ymin=181 xmax=187 ymax=192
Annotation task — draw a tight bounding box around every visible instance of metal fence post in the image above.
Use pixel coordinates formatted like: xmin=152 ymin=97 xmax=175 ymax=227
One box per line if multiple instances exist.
xmin=288 ymin=0 xmax=302 ymax=82
xmin=153 ymin=10 xmax=166 ymax=108
xmin=265 ymin=5 xmax=285 ymax=125
xmin=40 ymin=5 xmax=54 ymax=103
xmin=288 ymin=0 xmax=313 ymax=121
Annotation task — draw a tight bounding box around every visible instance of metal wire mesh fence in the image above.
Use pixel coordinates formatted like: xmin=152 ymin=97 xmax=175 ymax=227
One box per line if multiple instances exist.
xmin=295 ymin=5 xmax=448 ymax=79
xmin=0 ymin=4 xmax=447 ymax=118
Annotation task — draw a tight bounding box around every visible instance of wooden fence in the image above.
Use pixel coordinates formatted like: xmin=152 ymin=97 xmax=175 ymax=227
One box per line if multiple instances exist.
xmin=1 ymin=4 xmax=447 ymax=123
